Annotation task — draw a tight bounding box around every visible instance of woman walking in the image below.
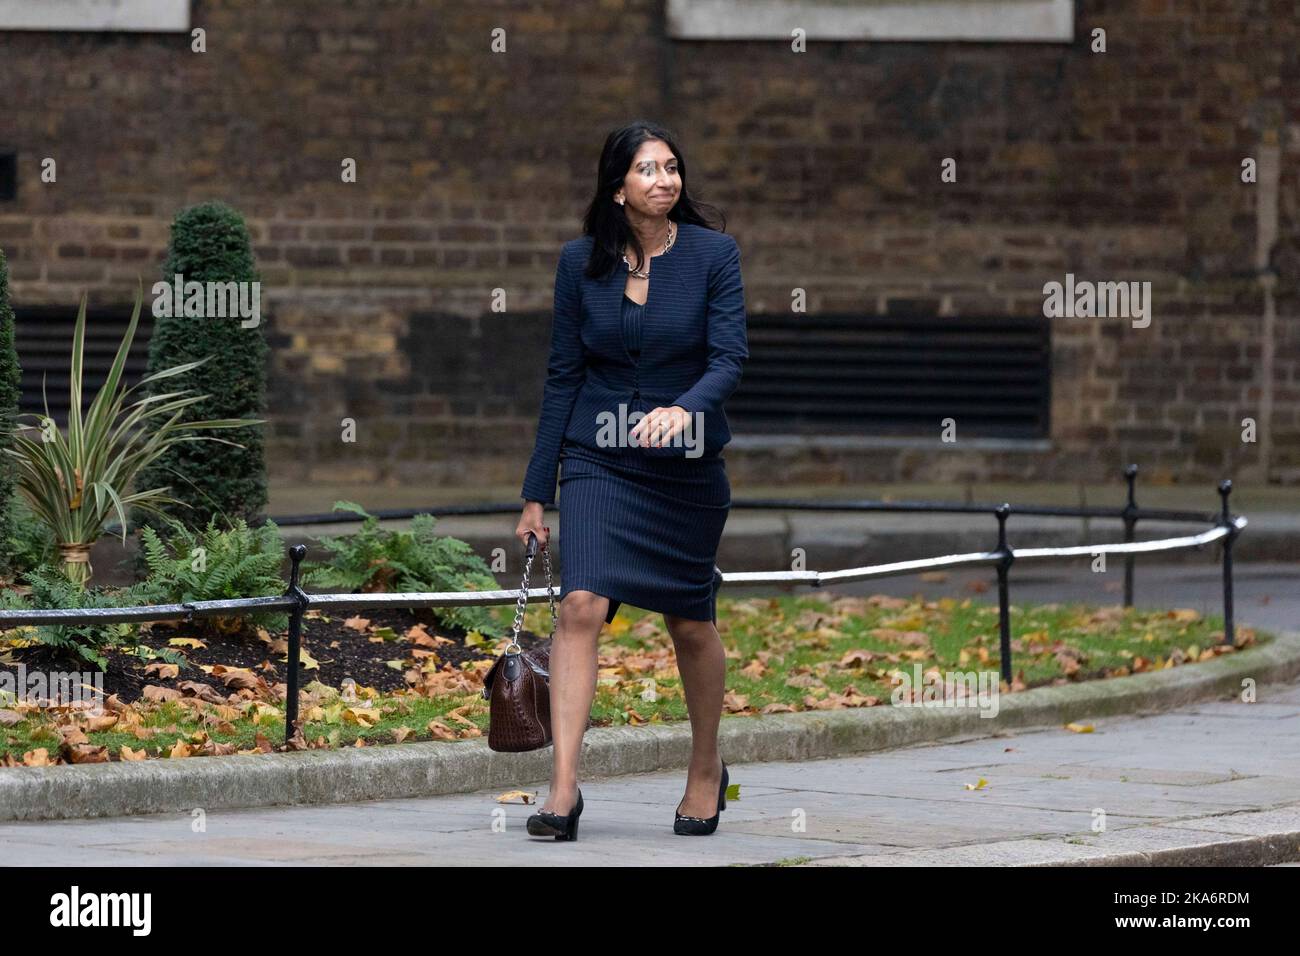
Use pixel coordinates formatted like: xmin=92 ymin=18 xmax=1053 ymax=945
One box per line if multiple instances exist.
xmin=515 ymin=120 xmax=748 ymax=840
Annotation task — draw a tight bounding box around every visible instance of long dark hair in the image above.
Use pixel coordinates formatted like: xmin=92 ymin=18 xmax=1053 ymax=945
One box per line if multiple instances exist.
xmin=579 ymin=120 xmax=726 ymax=281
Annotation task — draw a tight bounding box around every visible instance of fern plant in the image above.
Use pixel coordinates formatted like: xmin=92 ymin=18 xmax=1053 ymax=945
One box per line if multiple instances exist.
xmin=301 ymin=501 xmax=506 ymax=637
xmin=0 ymin=565 xmax=182 ymax=671
xmin=135 ymin=514 xmax=289 ymax=637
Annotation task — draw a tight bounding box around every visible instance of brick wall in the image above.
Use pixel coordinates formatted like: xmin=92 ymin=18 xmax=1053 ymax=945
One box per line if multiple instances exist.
xmin=0 ymin=0 xmax=1295 ymax=493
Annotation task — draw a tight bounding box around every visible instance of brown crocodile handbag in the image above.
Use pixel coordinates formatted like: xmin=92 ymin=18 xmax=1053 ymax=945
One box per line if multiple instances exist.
xmin=482 ymin=530 xmax=557 ymax=752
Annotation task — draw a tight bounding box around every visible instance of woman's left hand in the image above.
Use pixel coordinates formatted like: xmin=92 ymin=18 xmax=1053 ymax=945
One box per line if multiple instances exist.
xmin=630 ymin=405 xmax=691 ymax=447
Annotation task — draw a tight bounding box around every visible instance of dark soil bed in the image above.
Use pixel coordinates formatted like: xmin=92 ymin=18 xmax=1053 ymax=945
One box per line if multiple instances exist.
xmin=1 ymin=606 xmax=552 ymax=706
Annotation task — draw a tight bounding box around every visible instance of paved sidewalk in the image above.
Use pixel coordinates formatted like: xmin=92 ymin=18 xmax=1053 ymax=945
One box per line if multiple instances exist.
xmin=4 ymin=677 xmax=1297 ymax=866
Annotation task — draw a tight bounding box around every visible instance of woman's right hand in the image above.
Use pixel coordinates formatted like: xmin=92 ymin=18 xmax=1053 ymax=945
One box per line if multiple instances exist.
xmin=516 ymin=501 xmax=549 ymax=553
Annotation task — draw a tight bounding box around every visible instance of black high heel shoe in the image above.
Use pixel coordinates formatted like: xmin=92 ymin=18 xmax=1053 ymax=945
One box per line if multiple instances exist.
xmin=527 ymin=788 xmax=583 ymax=841
xmin=673 ymin=759 xmax=728 ymax=835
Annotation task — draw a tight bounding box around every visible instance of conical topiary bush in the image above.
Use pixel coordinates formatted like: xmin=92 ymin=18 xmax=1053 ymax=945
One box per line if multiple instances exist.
xmin=0 ymin=248 xmax=21 ymax=582
xmin=130 ymin=201 xmax=270 ymax=550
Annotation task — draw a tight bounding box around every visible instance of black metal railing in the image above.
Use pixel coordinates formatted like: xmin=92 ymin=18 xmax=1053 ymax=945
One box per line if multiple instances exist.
xmin=0 ymin=466 xmax=1246 ymax=744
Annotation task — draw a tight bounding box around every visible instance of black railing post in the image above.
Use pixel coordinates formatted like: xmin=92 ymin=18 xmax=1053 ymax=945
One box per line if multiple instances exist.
xmin=994 ymin=503 xmax=1015 ymax=686
xmin=1122 ymin=463 xmax=1138 ymax=607
xmin=284 ymin=544 xmax=310 ymax=744
xmin=1218 ymin=480 xmax=1237 ymax=647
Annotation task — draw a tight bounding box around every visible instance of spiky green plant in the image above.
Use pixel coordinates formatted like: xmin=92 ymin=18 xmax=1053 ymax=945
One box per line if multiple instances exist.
xmin=3 ymin=284 xmax=265 ymax=586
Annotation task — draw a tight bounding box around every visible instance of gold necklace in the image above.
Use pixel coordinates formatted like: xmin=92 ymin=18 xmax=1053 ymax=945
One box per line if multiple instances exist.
xmin=622 ymin=220 xmax=676 ymax=279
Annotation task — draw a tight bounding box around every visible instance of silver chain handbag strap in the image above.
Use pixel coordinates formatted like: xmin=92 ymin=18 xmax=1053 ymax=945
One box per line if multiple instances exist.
xmin=507 ymin=531 xmax=558 ymax=654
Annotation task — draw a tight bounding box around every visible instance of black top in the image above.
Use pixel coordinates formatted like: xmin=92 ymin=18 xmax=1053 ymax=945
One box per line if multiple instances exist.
xmin=621 ymin=291 xmax=644 ymax=358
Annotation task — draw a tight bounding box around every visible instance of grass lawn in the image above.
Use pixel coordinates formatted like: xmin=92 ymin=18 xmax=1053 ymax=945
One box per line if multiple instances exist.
xmin=0 ymin=591 xmax=1262 ymax=766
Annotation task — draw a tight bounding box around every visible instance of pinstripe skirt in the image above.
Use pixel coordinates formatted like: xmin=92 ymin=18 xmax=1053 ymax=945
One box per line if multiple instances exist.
xmin=557 ymin=441 xmax=729 ymax=625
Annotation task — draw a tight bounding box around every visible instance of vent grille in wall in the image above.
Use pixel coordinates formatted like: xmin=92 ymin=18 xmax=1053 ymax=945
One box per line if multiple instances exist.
xmin=729 ymin=313 xmax=1051 ymax=439
xmin=12 ymin=305 xmax=154 ymax=424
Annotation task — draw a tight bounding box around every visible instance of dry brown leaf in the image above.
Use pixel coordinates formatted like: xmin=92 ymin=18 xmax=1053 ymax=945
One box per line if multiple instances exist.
xmin=59 ymin=726 xmax=90 ymax=746
xmin=722 ymin=690 xmax=751 ymax=713
xmin=828 ymin=685 xmax=881 ymax=707
xmin=63 ymin=743 xmax=109 ymax=764
xmin=803 ymin=694 xmax=841 ymax=710
xmin=212 ymin=665 xmax=265 ymax=692
xmin=495 ymin=789 xmax=538 ymax=804
xmin=341 ymin=707 xmax=381 ymax=727
xmin=22 ymin=748 xmax=53 ymax=766
xmin=283 ymin=724 xmax=308 ymax=751
xmin=407 ymin=624 xmax=453 ymax=647
xmin=176 ymin=680 xmax=227 ymax=704
xmin=426 ymin=719 xmax=457 ymax=740
xmin=142 ymin=685 xmax=182 ymax=702
xmin=199 ymin=739 xmax=239 ymax=756
xmin=838 ymin=649 xmax=877 ymax=668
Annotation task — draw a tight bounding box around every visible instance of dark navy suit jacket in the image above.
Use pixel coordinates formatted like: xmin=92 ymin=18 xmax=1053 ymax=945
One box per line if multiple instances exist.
xmin=521 ymin=222 xmax=749 ymax=507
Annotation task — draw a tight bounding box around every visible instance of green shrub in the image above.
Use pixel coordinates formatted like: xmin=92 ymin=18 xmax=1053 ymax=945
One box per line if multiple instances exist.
xmin=301 ymin=501 xmax=507 ymax=637
xmin=2 ymin=494 xmax=57 ymax=581
xmin=0 ymin=566 xmax=180 ymax=671
xmin=130 ymin=201 xmax=270 ymax=547
xmin=0 ymin=248 xmax=21 ymax=581
xmin=135 ymin=515 xmax=289 ymax=637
